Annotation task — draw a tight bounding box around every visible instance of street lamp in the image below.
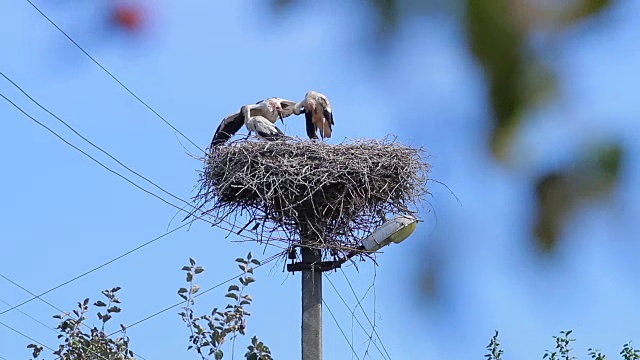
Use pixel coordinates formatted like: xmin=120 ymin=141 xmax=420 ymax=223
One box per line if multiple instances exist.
xmin=361 ymin=214 xmax=419 ymax=252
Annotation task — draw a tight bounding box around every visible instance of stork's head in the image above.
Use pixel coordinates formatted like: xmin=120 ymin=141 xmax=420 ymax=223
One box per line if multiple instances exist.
xmin=270 ymin=98 xmax=285 ymax=122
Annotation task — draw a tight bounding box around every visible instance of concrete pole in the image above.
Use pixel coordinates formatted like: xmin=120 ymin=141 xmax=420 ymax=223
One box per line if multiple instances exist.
xmin=301 ymin=246 xmax=322 ymax=360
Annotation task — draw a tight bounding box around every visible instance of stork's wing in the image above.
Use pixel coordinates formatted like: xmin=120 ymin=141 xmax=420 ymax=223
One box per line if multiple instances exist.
xmin=210 ymin=112 xmax=245 ymax=148
xmin=263 ymin=124 xmax=285 ymax=140
xmin=254 ymin=119 xmax=285 ymax=141
xmin=323 ymin=108 xmax=334 ymax=126
xmin=279 ymin=99 xmax=298 ymax=118
xmin=305 ymin=111 xmax=318 ymax=139
xmin=320 ymin=109 xmax=333 ymax=139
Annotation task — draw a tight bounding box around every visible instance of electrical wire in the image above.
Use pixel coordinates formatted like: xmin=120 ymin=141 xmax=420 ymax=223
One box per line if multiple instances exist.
xmin=0 ymin=297 xmax=53 ymax=332
xmin=339 ymin=269 xmax=392 ymax=359
xmin=0 ymin=91 xmax=283 ymax=246
xmin=0 ymin=70 xmax=201 ymax=213
xmin=325 ymin=275 xmax=389 ymax=360
xmin=0 ymin=320 xmax=56 ymax=353
xmin=0 ymin=220 xmax=193 ymax=316
xmin=0 ymin=71 xmax=286 ymax=246
xmin=23 ymin=0 xmax=205 ymax=155
xmin=323 ymin=298 xmax=361 ymax=360
xmin=0 ymin=89 xmax=288 ymax=316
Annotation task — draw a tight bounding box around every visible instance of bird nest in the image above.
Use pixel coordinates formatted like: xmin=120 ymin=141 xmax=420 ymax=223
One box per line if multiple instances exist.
xmin=194 ymin=137 xmax=431 ymax=257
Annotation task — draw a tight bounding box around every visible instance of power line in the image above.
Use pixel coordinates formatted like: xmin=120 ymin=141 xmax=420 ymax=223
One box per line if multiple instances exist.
xmin=0 ymin=71 xmax=274 ymax=245
xmin=0 ymin=91 xmax=274 ymax=246
xmin=0 ymin=92 xmax=191 ymax=217
xmin=325 ymin=275 xmax=389 ymax=360
xmin=0 ymin=274 xmax=65 ymax=317
xmin=339 ymin=269 xmax=392 ymax=360
xmin=0 ymin=70 xmax=200 ymax=212
xmin=23 ymin=0 xmax=205 ymax=154
xmin=0 ymin=221 xmax=192 ymax=316
xmin=107 ymin=251 xmax=283 ymax=336
xmin=0 ymin=87 xmax=287 ymax=315
xmin=0 ymin=319 xmax=56 ymax=353
xmin=323 ymin=298 xmax=361 ymax=360
xmin=0 ymin=297 xmax=53 ymax=332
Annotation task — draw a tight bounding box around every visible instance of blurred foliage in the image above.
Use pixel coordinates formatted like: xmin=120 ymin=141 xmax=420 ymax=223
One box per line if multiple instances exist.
xmin=486 ymin=330 xmax=640 ymax=360
xmin=274 ymin=0 xmax=620 ymax=252
xmin=178 ymin=254 xmax=272 ymax=360
xmin=535 ymin=142 xmax=622 ymax=252
xmin=28 ymin=287 xmax=134 ymax=360
xmin=466 ymin=0 xmax=527 ymax=160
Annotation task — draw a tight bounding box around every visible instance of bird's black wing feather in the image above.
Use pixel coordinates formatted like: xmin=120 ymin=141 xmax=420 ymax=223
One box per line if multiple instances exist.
xmin=305 ymin=111 xmax=318 ymax=139
xmin=323 ymin=108 xmax=334 ymax=126
xmin=210 ymin=112 xmax=245 ymax=148
xmin=257 ymin=125 xmax=284 ymax=141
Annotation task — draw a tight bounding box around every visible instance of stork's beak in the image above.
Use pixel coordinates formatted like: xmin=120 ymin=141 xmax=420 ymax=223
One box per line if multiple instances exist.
xmin=278 ymin=110 xmax=284 ymax=123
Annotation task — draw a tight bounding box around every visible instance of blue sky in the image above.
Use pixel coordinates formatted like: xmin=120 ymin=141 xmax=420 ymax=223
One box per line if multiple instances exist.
xmin=2 ymin=1 xmax=640 ymax=359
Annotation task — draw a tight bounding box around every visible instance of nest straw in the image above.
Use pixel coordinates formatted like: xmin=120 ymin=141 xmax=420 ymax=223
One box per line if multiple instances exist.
xmin=194 ymin=136 xmax=431 ymax=259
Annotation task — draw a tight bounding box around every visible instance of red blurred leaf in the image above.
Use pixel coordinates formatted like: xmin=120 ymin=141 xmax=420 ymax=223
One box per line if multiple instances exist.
xmin=111 ymin=4 xmax=143 ymax=32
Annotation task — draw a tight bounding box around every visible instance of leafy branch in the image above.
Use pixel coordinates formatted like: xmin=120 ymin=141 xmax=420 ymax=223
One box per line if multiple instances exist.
xmin=486 ymin=331 xmax=639 ymax=360
xmin=178 ymin=253 xmax=272 ymax=360
xmin=27 ymin=287 xmax=133 ymax=360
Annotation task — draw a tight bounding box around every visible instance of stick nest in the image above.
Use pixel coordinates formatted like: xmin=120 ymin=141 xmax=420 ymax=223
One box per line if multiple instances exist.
xmin=194 ymin=137 xmax=431 ymax=257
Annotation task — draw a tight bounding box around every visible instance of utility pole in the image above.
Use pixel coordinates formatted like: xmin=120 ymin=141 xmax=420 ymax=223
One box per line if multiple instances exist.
xmin=287 ymin=215 xmax=419 ymax=360
xmin=288 ymin=244 xmax=347 ymax=360
xmin=301 ymin=246 xmax=322 ymax=360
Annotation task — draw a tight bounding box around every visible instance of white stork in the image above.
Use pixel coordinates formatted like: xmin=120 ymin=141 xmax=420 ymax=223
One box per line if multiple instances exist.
xmin=210 ymin=97 xmax=297 ymax=148
xmin=245 ymin=115 xmax=286 ymax=141
xmin=293 ymin=91 xmax=334 ymax=140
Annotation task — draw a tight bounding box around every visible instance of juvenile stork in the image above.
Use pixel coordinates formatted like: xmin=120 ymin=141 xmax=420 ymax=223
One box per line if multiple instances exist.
xmin=209 ymin=97 xmax=297 ymax=148
xmin=293 ymin=91 xmax=334 ymax=140
xmin=245 ymin=115 xmax=286 ymax=141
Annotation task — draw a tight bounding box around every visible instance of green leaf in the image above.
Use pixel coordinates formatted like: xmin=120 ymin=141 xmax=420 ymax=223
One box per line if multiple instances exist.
xmin=189 ymin=258 xmax=197 ymax=266
xmin=108 ymin=306 xmax=121 ymax=313
xmin=178 ymin=287 xmax=188 ymax=294
xmin=247 ymin=251 xmax=252 ymax=260
xmin=235 ymin=257 xmax=248 ymax=264
xmin=225 ymin=293 xmax=239 ymax=300
xmin=94 ymin=300 xmax=107 ymax=307
xmin=240 ymin=300 xmax=250 ymax=306
xmin=228 ymin=285 xmax=240 ymax=292
xmin=182 ymin=266 xmax=191 ymax=271
xmin=244 ymin=277 xmax=256 ymax=285
xmin=250 ymin=259 xmax=261 ymax=265
xmin=214 ymin=350 xmax=223 ymax=360
xmin=190 ymin=284 xmax=200 ymax=295
xmin=186 ymin=272 xmax=194 ymax=282
xmin=82 ymin=298 xmax=90 ymax=306
xmin=194 ymin=266 xmax=205 ymax=274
